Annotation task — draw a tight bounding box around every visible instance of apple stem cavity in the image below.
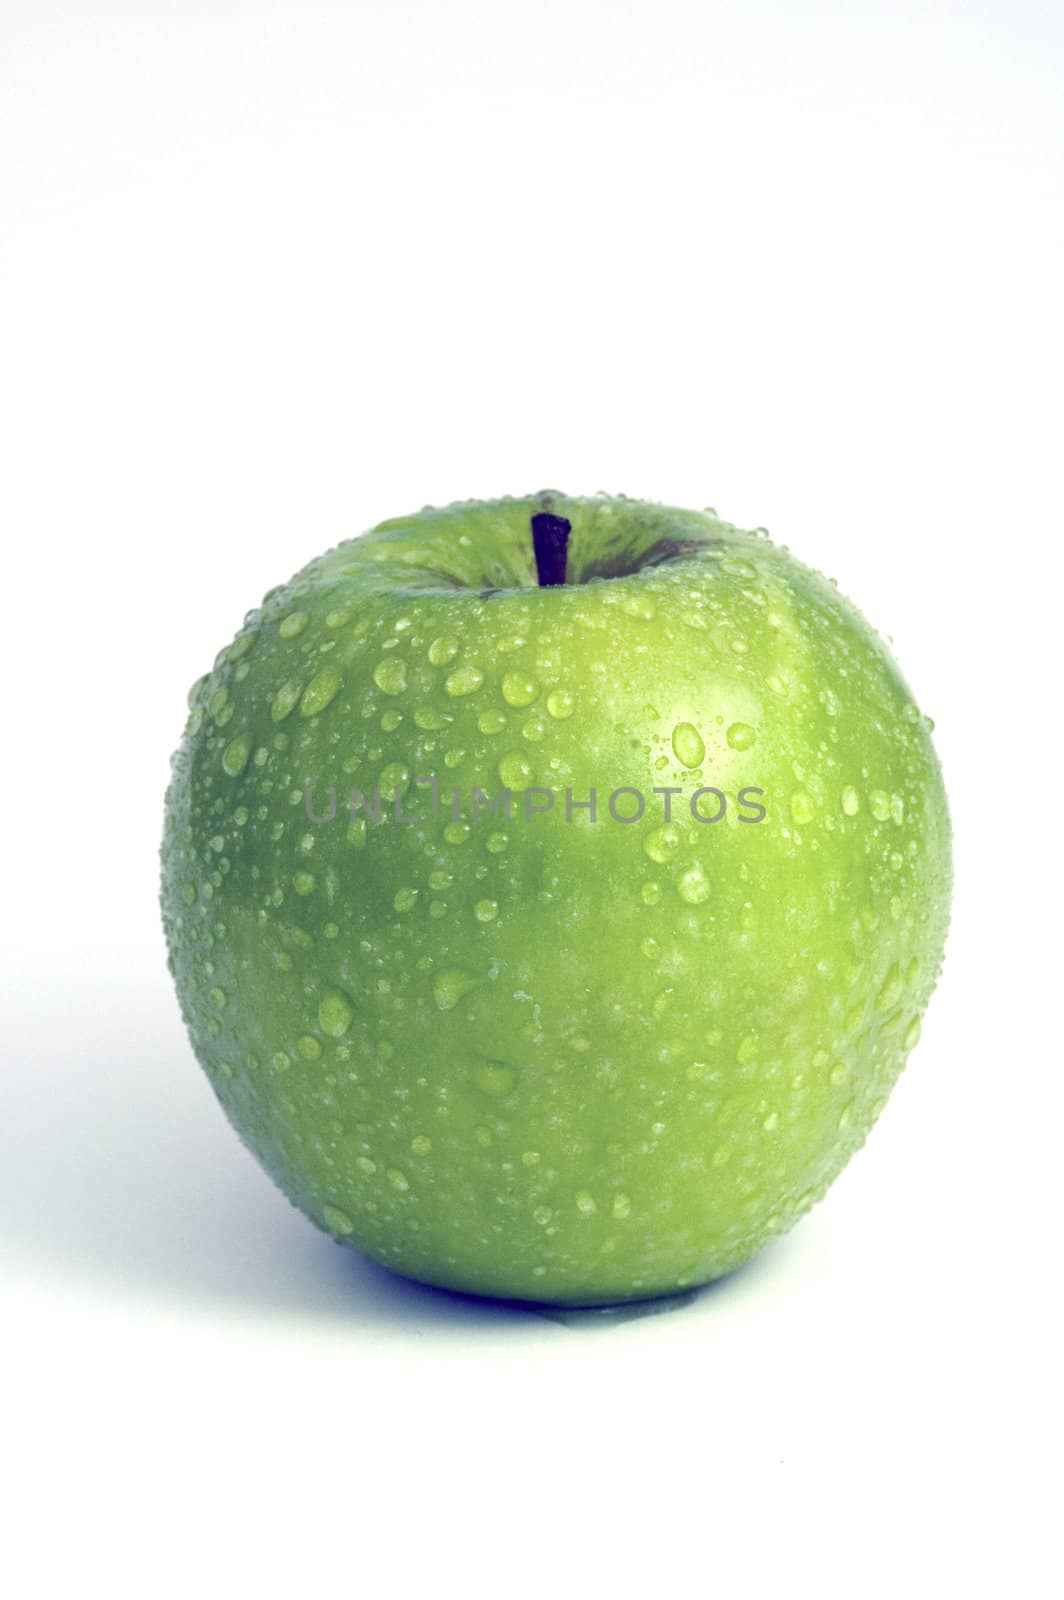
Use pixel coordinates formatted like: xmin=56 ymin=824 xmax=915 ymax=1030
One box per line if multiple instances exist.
xmin=531 ymin=513 xmax=572 ymax=587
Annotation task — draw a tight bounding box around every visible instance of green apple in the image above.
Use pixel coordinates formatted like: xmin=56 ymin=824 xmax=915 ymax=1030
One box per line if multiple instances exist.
xmin=161 ymin=492 xmax=951 ymax=1304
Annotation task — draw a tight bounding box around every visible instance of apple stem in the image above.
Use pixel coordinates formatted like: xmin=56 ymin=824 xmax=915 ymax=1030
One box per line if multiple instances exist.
xmin=531 ymin=513 xmax=571 ymax=586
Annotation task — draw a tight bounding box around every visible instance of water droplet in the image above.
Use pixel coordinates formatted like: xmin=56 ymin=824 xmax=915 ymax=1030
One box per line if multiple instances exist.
xmin=300 ymin=668 xmax=343 ymax=716
xmin=501 ymin=672 xmax=538 ymax=707
xmin=387 ymin=1168 xmax=410 ymax=1192
xmin=356 ymin=1156 xmax=377 ymax=1175
xmin=643 ymin=825 xmax=680 ymax=863
xmin=393 ymin=887 xmax=418 ymax=912
xmin=672 ymin=722 xmax=705 ymax=768
xmin=891 ymin=794 xmax=905 ymax=825
xmin=611 ymin=1193 xmax=632 ymax=1220
xmin=279 ymin=611 xmax=309 ymax=639
xmin=720 ymin=555 xmax=757 ymax=578
xmin=208 ymin=685 xmax=230 ymax=720
xmin=434 ymin=968 xmax=480 ymax=1010
xmin=474 ymin=1062 xmax=514 ymax=1095
xmin=841 ymin=785 xmax=860 ymax=816
xmin=323 ymin=1203 xmax=354 ymax=1234
xmin=498 ymin=751 xmax=533 ymax=789
xmin=373 ymin=659 xmax=408 ymax=695
xmin=221 ymin=733 xmax=251 ymax=776
xmin=445 ymin=664 xmax=484 ymax=697
xmin=292 ymin=870 xmax=315 ymax=895
xmin=876 ymin=965 xmax=902 ymax=1011
xmin=870 ymin=790 xmax=891 ymax=821
xmin=474 ymin=899 xmax=499 ymax=922
xmin=296 ymin=1035 xmax=322 ymax=1060
xmin=411 ymin=1134 xmax=432 ymax=1155
xmin=678 ymin=865 xmax=710 ymax=904
xmin=904 ymin=1015 xmax=922 ymax=1049
xmin=726 ymin=722 xmax=756 ymax=751
xmin=546 ymin=688 xmax=575 ymax=719
xmin=319 ymin=988 xmax=354 ymax=1036
xmin=641 ymin=881 xmax=661 ymax=905
xmin=271 ymin=680 xmax=302 ymax=721
xmin=428 ymin=636 xmax=459 ymax=665
xmin=478 ymin=709 xmax=507 ymax=734
xmin=575 ymin=1190 xmax=597 ymax=1216
xmin=379 ymin=761 xmax=410 ymax=795
xmin=736 ymin=1032 xmax=759 ymax=1064
xmin=791 ymin=792 xmax=815 ymax=825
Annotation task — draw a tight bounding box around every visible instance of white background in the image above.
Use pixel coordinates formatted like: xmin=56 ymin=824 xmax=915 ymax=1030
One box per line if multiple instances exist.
xmin=2 ymin=2 xmax=1061 ymax=1595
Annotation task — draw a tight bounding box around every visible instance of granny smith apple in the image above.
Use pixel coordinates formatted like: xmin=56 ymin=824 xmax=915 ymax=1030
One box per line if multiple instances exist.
xmin=161 ymin=492 xmax=951 ymax=1304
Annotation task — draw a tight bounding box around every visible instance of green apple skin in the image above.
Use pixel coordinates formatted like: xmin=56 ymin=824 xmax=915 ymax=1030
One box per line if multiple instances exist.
xmin=161 ymin=493 xmax=951 ymax=1305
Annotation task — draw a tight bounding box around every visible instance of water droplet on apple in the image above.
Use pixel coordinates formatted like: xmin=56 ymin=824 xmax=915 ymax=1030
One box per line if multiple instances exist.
xmin=501 ymin=672 xmax=538 ymax=707
xmin=300 ymin=668 xmax=343 ymax=716
xmin=546 ymin=688 xmax=575 ymax=719
xmin=474 ymin=1062 xmax=513 ymax=1095
xmin=790 ymin=792 xmax=815 ymax=825
xmin=221 ymin=733 xmax=251 ymax=776
xmin=271 ymin=680 xmax=302 ymax=722
xmin=876 ymin=965 xmax=903 ymax=1011
xmin=720 ymin=556 xmax=757 ymax=579
xmin=323 ymin=1203 xmax=355 ymax=1234
xmin=726 ymin=722 xmax=756 ymax=750
xmin=643 ymin=825 xmax=680 ymax=863
xmin=319 ymin=988 xmax=354 ymax=1036
xmin=427 ymin=636 xmax=458 ymax=665
xmin=373 ymin=659 xmax=408 ymax=695
xmin=677 ymin=865 xmax=710 ymax=904
xmin=434 ymin=968 xmax=480 ymax=1010
xmin=840 ymin=785 xmax=860 ymax=816
xmin=671 ymin=722 xmax=706 ymax=768
xmin=445 ymin=664 xmax=484 ymax=697
xmin=498 ymin=751 xmax=533 ymax=789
